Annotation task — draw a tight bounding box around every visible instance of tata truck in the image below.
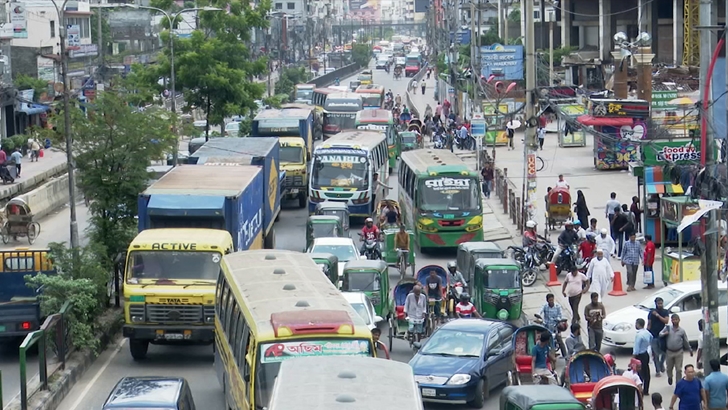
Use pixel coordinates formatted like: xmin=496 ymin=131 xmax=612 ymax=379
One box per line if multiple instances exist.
xmin=251 ymin=109 xmax=313 ymax=208
xmin=405 ymin=53 xmax=421 ymax=77
xmin=187 ymin=137 xmax=282 ymax=248
xmin=137 ymin=165 xmax=266 ymax=252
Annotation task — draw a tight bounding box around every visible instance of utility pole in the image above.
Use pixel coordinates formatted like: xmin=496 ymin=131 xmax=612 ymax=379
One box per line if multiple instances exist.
xmin=470 ymin=0 xmax=477 ymax=105
xmin=475 ymin=0 xmax=481 ymax=110
xmin=698 ymin=0 xmax=720 ymax=375
xmin=522 ymin=0 xmax=537 ymax=224
xmin=97 ymin=1 xmax=104 ymax=80
xmin=548 ymin=10 xmax=553 ymax=84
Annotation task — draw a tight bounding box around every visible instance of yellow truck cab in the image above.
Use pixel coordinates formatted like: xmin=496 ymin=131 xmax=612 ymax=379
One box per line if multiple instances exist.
xmin=123 ymin=228 xmax=233 ymax=360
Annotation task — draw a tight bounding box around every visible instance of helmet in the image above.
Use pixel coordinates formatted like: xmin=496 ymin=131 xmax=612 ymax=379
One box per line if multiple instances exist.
xmin=573 ymin=220 xmax=581 ymax=226
xmin=587 ymin=233 xmax=597 ymax=242
xmin=365 ymin=217 xmax=373 ymax=223
xmin=526 ymin=220 xmax=537 ymax=228
xmin=565 ymin=221 xmax=574 ymax=226
xmin=447 ymin=261 xmax=457 ymax=270
xmin=459 ymin=292 xmax=471 ymax=302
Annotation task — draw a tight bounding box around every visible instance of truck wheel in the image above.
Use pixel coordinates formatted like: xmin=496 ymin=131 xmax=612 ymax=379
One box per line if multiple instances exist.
xmin=264 ymin=229 xmax=276 ymax=249
xmin=130 ymin=340 xmax=149 ymax=361
xmin=298 ymin=192 xmax=307 ymax=208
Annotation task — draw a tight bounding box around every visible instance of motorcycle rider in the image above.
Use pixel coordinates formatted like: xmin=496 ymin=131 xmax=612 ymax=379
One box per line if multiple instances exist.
xmin=446 ymin=261 xmax=467 ymax=314
xmin=359 ymin=218 xmax=381 ymax=258
xmin=579 ymin=233 xmax=597 ymax=261
xmin=455 ymin=293 xmax=481 ymax=318
xmin=386 ymin=89 xmax=393 ymax=100
xmin=550 ymin=221 xmax=579 ymax=268
xmin=395 ymin=93 xmax=402 ymax=106
xmin=334 ymin=77 xmax=340 ymax=86
xmin=523 ymin=220 xmax=540 ymax=248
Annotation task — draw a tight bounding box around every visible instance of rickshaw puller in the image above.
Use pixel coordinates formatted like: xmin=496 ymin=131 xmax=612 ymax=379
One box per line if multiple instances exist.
xmin=531 ymin=332 xmax=558 ymax=385
xmin=394 ymin=225 xmax=410 ymax=269
xmin=404 ymin=285 xmax=427 ymax=342
xmin=425 ymin=270 xmax=444 ymax=325
xmin=539 ymin=293 xmax=567 ymax=358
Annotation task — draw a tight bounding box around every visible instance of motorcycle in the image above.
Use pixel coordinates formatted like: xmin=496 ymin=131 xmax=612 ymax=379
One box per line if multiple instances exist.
xmin=433 ymin=134 xmax=446 ymax=149
xmin=507 ymin=246 xmax=539 ymax=287
xmin=361 ymin=238 xmax=381 ymax=260
xmin=532 ymin=314 xmax=568 ymax=358
xmin=555 ymin=244 xmax=578 ymax=275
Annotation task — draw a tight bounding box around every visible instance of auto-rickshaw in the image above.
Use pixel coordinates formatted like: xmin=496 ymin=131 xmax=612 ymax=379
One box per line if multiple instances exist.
xmin=314 ymin=201 xmax=350 ymax=233
xmin=456 ymin=241 xmax=505 ymax=286
xmin=407 ymin=119 xmax=422 ymax=134
xmin=589 ymin=375 xmax=644 ymax=410
xmin=309 ymin=252 xmax=339 ymax=285
xmin=500 ymin=386 xmax=585 ymax=410
xmin=381 ymin=228 xmax=416 ymax=277
xmin=340 ymin=260 xmax=392 ymax=320
xmin=398 ymin=131 xmax=420 ymax=152
xmin=305 ymin=215 xmax=343 ymax=250
xmin=472 ymin=258 xmax=522 ymax=322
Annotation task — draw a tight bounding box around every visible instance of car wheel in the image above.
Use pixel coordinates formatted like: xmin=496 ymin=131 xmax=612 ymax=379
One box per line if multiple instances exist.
xmin=468 ymin=378 xmax=487 ymax=408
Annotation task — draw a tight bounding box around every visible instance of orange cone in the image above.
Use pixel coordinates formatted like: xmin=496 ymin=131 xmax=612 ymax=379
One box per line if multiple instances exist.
xmin=546 ymin=263 xmax=560 ymax=287
xmin=608 ymin=271 xmax=627 ymax=296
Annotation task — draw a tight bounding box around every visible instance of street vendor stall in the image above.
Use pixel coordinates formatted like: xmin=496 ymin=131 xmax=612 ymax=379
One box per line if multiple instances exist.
xmin=482 ymin=102 xmax=509 ymax=146
xmin=577 ymin=99 xmax=650 ymax=170
xmin=557 ymin=104 xmax=587 ymax=147
xmin=660 ymin=196 xmax=702 ymax=285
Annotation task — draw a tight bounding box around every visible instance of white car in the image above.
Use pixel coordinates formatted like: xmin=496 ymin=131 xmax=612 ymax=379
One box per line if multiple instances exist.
xmin=603 ymin=280 xmax=727 ymax=348
xmin=224 ymin=121 xmax=241 ymax=137
xmin=342 ymin=291 xmax=383 ymax=331
xmin=306 ymin=237 xmax=361 ymax=282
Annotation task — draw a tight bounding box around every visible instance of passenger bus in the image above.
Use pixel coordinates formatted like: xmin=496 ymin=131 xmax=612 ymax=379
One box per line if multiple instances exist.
xmin=309 ymin=130 xmax=389 ymax=216
xmin=322 ymin=92 xmax=363 ymax=139
xmin=268 ymin=356 xmax=424 ymax=410
xmin=354 ymin=84 xmax=385 ymax=109
xmin=398 ymin=149 xmax=484 ymax=249
xmin=123 ymin=229 xmax=235 ymax=360
xmin=214 ymin=250 xmax=375 ymax=410
xmin=354 ymin=109 xmax=397 ymax=171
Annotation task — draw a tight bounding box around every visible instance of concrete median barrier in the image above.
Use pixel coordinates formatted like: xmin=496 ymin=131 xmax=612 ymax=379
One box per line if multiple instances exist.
xmin=0 ymin=162 xmax=67 ymax=202
xmin=16 ymin=173 xmax=74 ymax=220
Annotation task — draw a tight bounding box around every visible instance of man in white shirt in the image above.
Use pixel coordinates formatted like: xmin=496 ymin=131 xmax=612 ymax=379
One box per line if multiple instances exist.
xmin=555 ymin=174 xmax=569 ymax=189
xmin=586 ymin=249 xmax=614 ymax=302
xmin=594 ymin=228 xmax=616 ymax=259
xmin=621 ymin=358 xmax=643 ymax=406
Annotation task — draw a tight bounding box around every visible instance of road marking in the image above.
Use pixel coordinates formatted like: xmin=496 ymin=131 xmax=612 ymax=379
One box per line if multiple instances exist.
xmin=68 ymin=338 xmax=126 ymax=410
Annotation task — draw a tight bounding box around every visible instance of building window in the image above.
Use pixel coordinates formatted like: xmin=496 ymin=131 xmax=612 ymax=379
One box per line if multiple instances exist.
xmin=275 ymin=3 xmax=282 ymax=9
xmin=50 ymin=21 xmax=55 ymax=38
xmin=287 ymin=2 xmax=295 ymax=9
xmin=65 ymin=17 xmax=91 ymax=38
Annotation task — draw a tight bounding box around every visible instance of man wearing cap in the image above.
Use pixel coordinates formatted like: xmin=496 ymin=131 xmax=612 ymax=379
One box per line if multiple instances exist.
xmin=595 ymin=228 xmax=616 ymax=259
xmin=586 ymin=249 xmax=614 ymax=302
xmin=622 ymin=357 xmax=644 ymax=404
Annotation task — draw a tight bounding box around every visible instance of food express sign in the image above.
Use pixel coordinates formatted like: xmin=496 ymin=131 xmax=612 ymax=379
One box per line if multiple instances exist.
xmin=644 ymin=142 xmax=702 ymax=165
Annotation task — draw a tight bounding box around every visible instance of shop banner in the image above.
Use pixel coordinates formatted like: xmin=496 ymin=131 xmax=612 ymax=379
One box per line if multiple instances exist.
xmin=677 ymin=200 xmax=723 ymax=233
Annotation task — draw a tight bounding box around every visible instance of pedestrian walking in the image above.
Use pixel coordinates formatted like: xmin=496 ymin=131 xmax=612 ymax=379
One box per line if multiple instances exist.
xmin=9 ymin=147 xmax=22 ymax=178
xmin=574 ymin=190 xmax=590 ymax=228
xmin=631 ymin=196 xmax=643 ymax=233
xmin=605 ymin=192 xmax=621 ymax=239
xmin=595 ymin=228 xmax=616 ymax=259
xmin=647 ymin=297 xmax=670 ymax=377
xmin=643 ymin=234 xmax=656 ymax=289
xmin=583 ymin=292 xmax=605 ymax=352
xmin=30 ymin=139 xmax=40 ymax=162
xmin=703 ymin=359 xmax=728 ymax=410
xmin=537 ymin=126 xmax=546 ymax=149
xmin=420 ymin=78 xmax=426 ymax=95
xmin=586 ymin=249 xmax=614 ymax=302
xmin=481 ymin=163 xmax=494 ymax=199
xmin=633 ymin=318 xmax=652 ymax=395
xmin=661 ymin=314 xmax=693 ymax=386
xmin=652 ymin=393 xmax=665 ymax=410
xmin=505 ymin=117 xmax=516 ymax=150
xmin=621 ymin=233 xmax=642 ymax=291
xmin=622 ymin=358 xmax=645 ymax=402
xmin=668 ymin=365 xmax=704 ymax=410
xmin=586 ymin=218 xmax=599 ymax=234
xmin=562 ymin=267 xmax=588 ymax=323
xmin=612 ymin=208 xmax=633 ymax=258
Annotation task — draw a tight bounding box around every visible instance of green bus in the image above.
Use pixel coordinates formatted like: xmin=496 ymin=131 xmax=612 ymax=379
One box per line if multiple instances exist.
xmin=355 ymin=109 xmax=397 ymax=172
xmin=398 ymin=149 xmax=484 ymax=249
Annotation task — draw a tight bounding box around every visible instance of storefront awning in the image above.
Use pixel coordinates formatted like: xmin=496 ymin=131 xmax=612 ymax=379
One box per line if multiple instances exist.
xmin=17 ymin=103 xmax=51 ymax=116
xmin=645 ymin=166 xmax=684 ymax=194
xmin=576 ymin=115 xmax=634 ymax=127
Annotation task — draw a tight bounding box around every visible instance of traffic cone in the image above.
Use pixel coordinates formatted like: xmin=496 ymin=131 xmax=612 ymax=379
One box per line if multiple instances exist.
xmin=608 ymin=271 xmax=627 ymax=296
xmin=546 ymin=263 xmax=560 ymax=287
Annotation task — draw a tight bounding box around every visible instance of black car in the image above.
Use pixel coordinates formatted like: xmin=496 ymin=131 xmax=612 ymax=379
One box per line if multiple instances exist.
xmin=103 ymin=376 xmax=196 ymax=410
xmin=409 ymin=319 xmax=516 ymax=408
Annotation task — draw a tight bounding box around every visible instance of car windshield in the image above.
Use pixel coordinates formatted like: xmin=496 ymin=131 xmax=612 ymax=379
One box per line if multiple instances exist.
xmin=311 ymin=244 xmax=357 ymax=261
xmin=637 ymin=288 xmax=684 ymax=310
xmin=311 ymin=154 xmax=369 ymax=189
xmin=485 ymin=269 xmax=520 ymax=288
xmin=255 ymin=339 xmax=372 ymax=409
xmin=419 ymin=177 xmax=481 ymax=212
xmin=420 ymin=329 xmax=484 ymax=357
xmin=126 ymin=251 xmax=222 ymax=283
xmin=280 ymin=146 xmax=303 ymax=164
xmin=350 ymin=303 xmax=372 ymax=325
xmin=344 ymin=272 xmax=379 ymax=291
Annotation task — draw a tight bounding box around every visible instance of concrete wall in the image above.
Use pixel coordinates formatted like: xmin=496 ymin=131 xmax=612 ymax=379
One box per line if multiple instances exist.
xmin=0 ymin=161 xmax=67 ymax=201
xmin=17 ymin=173 xmax=73 ymax=220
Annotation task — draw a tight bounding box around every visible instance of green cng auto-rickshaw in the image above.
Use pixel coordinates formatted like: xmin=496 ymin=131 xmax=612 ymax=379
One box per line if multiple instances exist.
xmin=398 ymin=131 xmax=420 ymax=152
xmin=314 ymin=201 xmax=350 ymax=234
xmin=500 ymin=385 xmax=585 ymax=410
xmin=309 ymin=252 xmax=339 ymax=285
xmin=381 ymin=228 xmax=416 ymax=277
xmin=457 ymin=241 xmax=505 ymax=286
xmin=472 ymin=258 xmax=522 ymax=321
xmin=305 ymin=215 xmax=343 ymax=250
xmin=340 ymin=260 xmax=392 ymax=320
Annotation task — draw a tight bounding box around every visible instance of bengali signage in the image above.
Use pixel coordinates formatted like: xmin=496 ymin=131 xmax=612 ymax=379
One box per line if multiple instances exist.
xmin=480 ymin=44 xmax=524 ymax=81
xmin=424 ymin=177 xmax=471 ymax=191
xmin=69 ymin=44 xmax=98 ymax=59
xmin=652 ymin=90 xmax=678 ymax=110
xmin=260 ymin=340 xmax=371 ymax=363
xmin=590 ymin=98 xmax=650 ymax=118
xmin=470 ymin=115 xmax=486 ymax=138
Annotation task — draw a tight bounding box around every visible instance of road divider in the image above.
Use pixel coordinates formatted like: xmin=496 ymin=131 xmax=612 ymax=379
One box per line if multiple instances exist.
xmin=16 ymin=174 xmax=74 ymax=221
xmin=0 ymin=162 xmax=67 ymax=203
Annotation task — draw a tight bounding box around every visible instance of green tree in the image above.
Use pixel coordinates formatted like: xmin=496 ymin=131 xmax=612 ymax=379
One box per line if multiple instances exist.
xmin=352 ymin=43 xmax=372 ymax=67
xmin=91 ymin=11 xmax=112 ymax=54
xmin=481 ymin=26 xmax=503 ymax=46
xmin=13 ymin=74 xmax=49 ymax=100
xmin=274 ymin=66 xmax=309 ymax=97
xmin=508 ymin=8 xmax=521 ymax=22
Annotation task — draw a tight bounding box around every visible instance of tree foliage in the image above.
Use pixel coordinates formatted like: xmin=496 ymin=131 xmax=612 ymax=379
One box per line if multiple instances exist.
xmin=481 ymin=27 xmax=503 ymax=47
xmin=352 ymin=43 xmax=372 ymax=67
xmin=274 ymin=66 xmax=310 ymax=97
xmin=91 ymin=11 xmax=112 ymax=54
xmin=14 ymin=74 xmax=48 ymax=99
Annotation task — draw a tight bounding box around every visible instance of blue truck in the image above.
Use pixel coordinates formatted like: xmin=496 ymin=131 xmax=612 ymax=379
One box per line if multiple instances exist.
xmin=187 ymin=137 xmax=281 ymax=249
xmin=137 ymin=166 xmax=265 ymax=251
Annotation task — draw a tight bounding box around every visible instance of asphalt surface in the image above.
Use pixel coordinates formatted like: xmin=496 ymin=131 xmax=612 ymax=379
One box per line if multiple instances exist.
xmin=11 ymin=60 xmax=710 ymax=410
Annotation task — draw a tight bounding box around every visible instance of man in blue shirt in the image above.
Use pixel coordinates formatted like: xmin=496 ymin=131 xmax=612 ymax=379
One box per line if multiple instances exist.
xmin=703 ymin=359 xmax=728 ymax=410
xmin=670 ymin=364 xmax=705 ymax=410
xmin=531 ymin=332 xmax=556 ymax=385
xmin=539 ymin=293 xmax=566 ymax=357
xmin=633 ymin=318 xmax=652 ymax=395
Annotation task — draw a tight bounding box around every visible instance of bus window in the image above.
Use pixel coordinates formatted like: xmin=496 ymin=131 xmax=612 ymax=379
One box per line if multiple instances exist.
xmin=4 ymin=257 xmax=34 ymax=271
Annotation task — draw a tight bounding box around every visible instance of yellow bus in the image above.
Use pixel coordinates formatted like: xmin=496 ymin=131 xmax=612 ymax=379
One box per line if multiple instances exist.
xmin=214 ymin=250 xmax=375 ymax=410
xmin=123 ymin=229 xmax=234 ymax=360
xmin=269 ymin=356 xmax=424 ymax=410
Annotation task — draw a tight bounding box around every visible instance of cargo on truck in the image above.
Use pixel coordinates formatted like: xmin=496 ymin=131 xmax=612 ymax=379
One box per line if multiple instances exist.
xmin=138 ymin=165 xmax=266 ymax=251
xmin=251 ymin=109 xmax=313 ymax=208
xmin=187 ymin=137 xmax=282 ymax=247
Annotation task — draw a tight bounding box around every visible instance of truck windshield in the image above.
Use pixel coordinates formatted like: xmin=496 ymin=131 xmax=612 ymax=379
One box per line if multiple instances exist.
xmin=295 ymin=89 xmax=313 ymax=101
xmin=419 ymin=177 xmax=481 ymax=212
xmin=126 ymin=251 xmax=222 ymax=283
xmin=280 ymin=146 xmax=303 ymax=164
xmin=312 ymin=154 xmax=369 ymax=189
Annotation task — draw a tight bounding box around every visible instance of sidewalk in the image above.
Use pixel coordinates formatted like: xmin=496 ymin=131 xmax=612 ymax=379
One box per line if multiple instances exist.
xmin=0 ymin=149 xmax=67 ymax=200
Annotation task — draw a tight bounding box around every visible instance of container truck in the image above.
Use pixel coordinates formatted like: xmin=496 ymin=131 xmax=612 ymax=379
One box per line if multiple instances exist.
xmin=251 ymin=110 xmax=313 ymax=208
xmin=137 ymin=166 xmax=265 ymax=251
xmin=187 ymin=137 xmax=282 ymax=248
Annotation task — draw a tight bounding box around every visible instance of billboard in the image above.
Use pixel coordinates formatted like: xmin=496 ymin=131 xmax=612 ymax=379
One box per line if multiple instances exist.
xmin=480 ymin=44 xmax=524 ymax=81
xmin=10 ymin=3 xmax=27 ymax=38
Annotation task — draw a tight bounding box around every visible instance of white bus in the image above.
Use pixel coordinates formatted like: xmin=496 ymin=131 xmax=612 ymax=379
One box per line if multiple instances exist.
xmin=322 ymin=92 xmax=364 ymax=139
xmin=308 ymin=130 xmax=389 ymax=217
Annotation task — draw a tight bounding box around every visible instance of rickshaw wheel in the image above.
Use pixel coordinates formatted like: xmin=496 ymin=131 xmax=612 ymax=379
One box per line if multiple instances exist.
xmin=27 ymin=222 xmax=40 ymax=244
xmin=0 ymin=223 xmax=9 ymax=244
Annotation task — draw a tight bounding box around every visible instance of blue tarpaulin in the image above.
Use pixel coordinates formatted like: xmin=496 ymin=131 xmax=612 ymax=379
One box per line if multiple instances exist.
xmin=17 ymin=103 xmax=50 ymax=115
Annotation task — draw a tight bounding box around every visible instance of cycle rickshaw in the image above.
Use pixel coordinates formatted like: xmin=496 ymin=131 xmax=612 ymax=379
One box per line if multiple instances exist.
xmin=545 ymin=186 xmax=572 ymax=232
xmin=1 ymin=198 xmax=41 ymax=245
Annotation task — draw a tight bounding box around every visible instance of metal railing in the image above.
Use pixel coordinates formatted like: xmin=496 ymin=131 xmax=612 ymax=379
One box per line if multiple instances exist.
xmin=494 ymin=167 xmax=526 ymax=231
xmin=18 ymin=301 xmax=70 ymax=410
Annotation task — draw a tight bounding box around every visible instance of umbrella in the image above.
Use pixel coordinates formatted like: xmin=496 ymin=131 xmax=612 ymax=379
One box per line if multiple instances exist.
xmin=506 ymin=119 xmax=522 ymax=129
xmin=668 ymin=96 xmax=697 ymax=137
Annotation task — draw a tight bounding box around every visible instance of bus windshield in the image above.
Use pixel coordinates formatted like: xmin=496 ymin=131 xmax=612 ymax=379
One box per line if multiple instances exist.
xmin=419 ymin=176 xmax=480 ymax=212
xmin=324 ymin=112 xmax=357 ymax=131
xmin=295 ymin=89 xmax=313 ymax=101
xmin=360 ymin=95 xmax=382 ymax=108
xmin=126 ymin=251 xmax=222 ymax=283
xmin=255 ymin=339 xmax=373 ymax=408
xmin=312 ymin=153 xmax=369 ymax=189
xmin=280 ymin=146 xmax=303 ymax=164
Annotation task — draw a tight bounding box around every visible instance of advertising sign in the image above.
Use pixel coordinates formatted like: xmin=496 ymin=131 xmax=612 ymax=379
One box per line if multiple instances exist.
xmin=450 ymin=29 xmax=471 ymax=45
xmin=641 ymin=140 xmax=705 ymax=166
xmin=36 ymin=56 xmax=55 ymax=83
xmin=652 ymin=90 xmax=678 ymax=110
xmin=480 ymin=44 xmax=524 ymax=81
xmin=67 ymin=25 xmax=80 ymax=47
xmin=470 ymin=115 xmax=486 ymax=138
xmin=10 ymin=3 xmax=26 ymax=38
xmin=260 ymin=340 xmax=372 ymax=363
